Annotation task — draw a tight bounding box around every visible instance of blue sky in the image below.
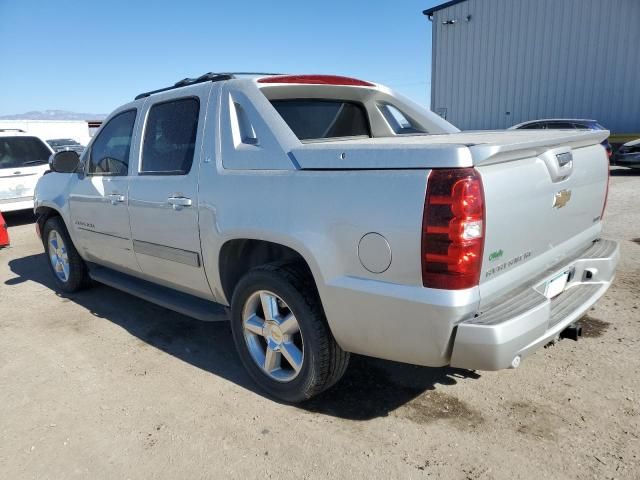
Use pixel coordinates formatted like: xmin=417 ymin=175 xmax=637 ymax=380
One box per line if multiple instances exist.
xmin=0 ymin=0 xmax=441 ymax=115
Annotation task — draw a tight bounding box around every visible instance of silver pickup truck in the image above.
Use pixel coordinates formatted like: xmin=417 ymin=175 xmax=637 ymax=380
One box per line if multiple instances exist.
xmin=34 ymin=73 xmax=618 ymax=402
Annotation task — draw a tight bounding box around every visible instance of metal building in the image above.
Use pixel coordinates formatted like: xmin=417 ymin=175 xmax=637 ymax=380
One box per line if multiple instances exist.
xmin=424 ymin=0 xmax=640 ymax=134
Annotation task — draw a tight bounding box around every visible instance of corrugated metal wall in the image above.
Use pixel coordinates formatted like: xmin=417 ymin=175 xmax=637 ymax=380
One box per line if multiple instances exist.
xmin=430 ymin=0 xmax=640 ymax=133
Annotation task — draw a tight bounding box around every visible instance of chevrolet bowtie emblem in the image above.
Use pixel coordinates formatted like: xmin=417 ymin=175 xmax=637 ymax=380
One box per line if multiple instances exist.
xmin=553 ymin=189 xmax=572 ymax=209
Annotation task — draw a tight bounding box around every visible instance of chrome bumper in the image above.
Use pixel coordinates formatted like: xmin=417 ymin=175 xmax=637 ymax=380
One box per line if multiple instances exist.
xmin=450 ymin=239 xmax=619 ymax=370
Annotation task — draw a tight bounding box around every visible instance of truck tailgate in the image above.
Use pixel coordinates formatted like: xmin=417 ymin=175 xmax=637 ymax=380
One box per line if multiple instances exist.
xmin=477 ymin=142 xmax=609 ymax=305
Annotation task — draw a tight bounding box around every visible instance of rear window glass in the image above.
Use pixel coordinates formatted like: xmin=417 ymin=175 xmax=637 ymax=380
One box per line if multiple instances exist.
xmin=0 ymin=136 xmax=51 ymax=169
xmin=546 ymin=122 xmax=576 ymax=129
xmin=270 ymin=100 xmax=370 ymax=141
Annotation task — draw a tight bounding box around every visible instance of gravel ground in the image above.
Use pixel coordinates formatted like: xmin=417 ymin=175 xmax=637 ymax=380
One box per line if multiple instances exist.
xmin=1 ymin=168 xmax=638 ymax=480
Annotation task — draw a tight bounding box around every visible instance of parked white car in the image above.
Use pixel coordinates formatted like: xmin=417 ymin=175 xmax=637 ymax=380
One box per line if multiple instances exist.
xmin=0 ymin=130 xmax=53 ymax=212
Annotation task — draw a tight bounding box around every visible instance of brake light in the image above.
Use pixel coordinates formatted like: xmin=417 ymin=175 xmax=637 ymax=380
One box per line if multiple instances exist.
xmin=422 ymin=168 xmax=485 ymax=290
xmin=257 ymin=74 xmax=374 ymax=87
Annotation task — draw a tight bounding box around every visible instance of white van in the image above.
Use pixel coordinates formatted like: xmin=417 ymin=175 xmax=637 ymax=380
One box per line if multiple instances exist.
xmin=0 ymin=130 xmax=53 ymax=212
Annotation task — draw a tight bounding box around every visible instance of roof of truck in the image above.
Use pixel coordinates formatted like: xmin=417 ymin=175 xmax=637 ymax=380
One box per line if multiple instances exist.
xmin=134 ymin=73 xmax=377 ymax=100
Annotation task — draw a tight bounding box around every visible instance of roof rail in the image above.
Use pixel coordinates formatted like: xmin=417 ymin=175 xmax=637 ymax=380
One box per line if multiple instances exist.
xmin=134 ymin=72 xmax=233 ymax=100
xmin=0 ymin=128 xmax=26 ymax=133
xmin=219 ymin=72 xmax=282 ymax=77
xmin=134 ymin=72 xmax=285 ymax=100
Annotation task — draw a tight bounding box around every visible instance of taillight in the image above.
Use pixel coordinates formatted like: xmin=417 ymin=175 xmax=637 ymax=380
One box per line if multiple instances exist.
xmin=422 ymin=168 xmax=485 ymax=290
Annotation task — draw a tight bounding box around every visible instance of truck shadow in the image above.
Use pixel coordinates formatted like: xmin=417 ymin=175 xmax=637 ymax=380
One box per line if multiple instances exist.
xmin=3 ymin=210 xmax=36 ymax=227
xmin=6 ymin=252 xmax=481 ymax=421
xmin=610 ymin=167 xmax=640 ymax=176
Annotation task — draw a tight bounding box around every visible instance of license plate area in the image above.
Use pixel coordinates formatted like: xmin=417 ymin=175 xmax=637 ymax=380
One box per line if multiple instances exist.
xmin=544 ymin=270 xmax=572 ymax=299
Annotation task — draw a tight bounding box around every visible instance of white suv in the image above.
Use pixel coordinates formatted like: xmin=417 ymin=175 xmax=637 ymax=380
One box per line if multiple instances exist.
xmin=0 ymin=130 xmax=53 ymax=212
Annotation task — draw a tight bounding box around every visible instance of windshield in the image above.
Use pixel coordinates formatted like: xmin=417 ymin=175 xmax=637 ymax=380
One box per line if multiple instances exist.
xmin=270 ymin=99 xmax=371 ymax=141
xmin=0 ymin=136 xmax=51 ymax=169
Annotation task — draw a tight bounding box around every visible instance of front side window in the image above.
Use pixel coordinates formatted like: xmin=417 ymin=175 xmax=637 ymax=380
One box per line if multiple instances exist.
xmin=141 ymin=98 xmax=200 ymax=175
xmin=0 ymin=136 xmax=51 ymax=169
xmin=88 ymin=110 xmax=137 ymax=176
xmin=270 ymin=99 xmax=370 ymax=141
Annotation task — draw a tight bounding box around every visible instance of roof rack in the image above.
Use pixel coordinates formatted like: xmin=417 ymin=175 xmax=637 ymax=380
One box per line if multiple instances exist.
xmin=0 ymin=128 xmax=26 ymax=133
xmin=134 ymin=72 xmax=284 ymax=100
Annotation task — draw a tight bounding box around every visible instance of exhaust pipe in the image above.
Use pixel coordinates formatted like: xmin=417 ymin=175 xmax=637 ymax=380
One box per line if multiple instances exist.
xmin=560 ymin=323 xmax=583 ymax=341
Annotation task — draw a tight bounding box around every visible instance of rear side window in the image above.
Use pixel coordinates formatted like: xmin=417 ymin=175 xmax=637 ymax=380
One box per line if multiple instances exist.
xmin=141 ymin=98 xmax=200 ymax=175
xmin=573 ymin=122 xmax=603 ymax=130
xmin=379 ymin=103 xmax=426 ymax=134
xmin=88 ymin=109 xmax=137 ymax=176
xmin=0 ymin=136 xmax=51 ymax=169
xmin=270 ymin=99 xmax=370 ymax=141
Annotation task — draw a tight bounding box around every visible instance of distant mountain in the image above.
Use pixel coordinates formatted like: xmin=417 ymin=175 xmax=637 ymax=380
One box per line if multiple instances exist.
xmin=0 ymin=110 xmax=107 ymax=121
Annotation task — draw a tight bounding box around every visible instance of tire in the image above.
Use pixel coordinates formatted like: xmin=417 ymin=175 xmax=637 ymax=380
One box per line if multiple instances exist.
xmin=42 ymin=216 xmax=90 ymax=293
xmin=230 ymin=263 xmax=350 ymax=403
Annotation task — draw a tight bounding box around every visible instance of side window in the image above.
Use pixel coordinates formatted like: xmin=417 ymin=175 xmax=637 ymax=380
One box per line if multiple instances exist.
xmin=88 ymin=110 xmax=136 ymax=176
xmin=141 ymin=97 xmax=200 ymax=175
xmin=519 ymin=122 xmax=543 ymax=129
xmin=378 ymin=103 xmax=426 ymax=134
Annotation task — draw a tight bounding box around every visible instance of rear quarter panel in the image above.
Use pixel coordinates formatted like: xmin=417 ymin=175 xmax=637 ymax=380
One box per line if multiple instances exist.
xmin=196 ymin=164 xmax=457 ymax=362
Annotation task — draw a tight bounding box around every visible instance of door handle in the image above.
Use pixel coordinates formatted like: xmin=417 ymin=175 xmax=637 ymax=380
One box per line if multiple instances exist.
xmin=167 ymin=196 xmax=192 ymax=210
xmin=108 ymin=193 xmax=126 ymax=205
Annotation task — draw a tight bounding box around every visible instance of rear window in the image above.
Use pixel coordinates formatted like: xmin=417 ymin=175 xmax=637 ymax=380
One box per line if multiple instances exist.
xmin=0 ymin=136 xmax=51 ymax=169
xmin=270 ymin=99 xmax=370 ymax=141
xmin=546 ymin=122 xmax=576 ymax=129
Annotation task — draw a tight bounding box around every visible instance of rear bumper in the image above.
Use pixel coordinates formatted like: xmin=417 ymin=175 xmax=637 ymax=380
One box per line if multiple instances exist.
xmin=450 ymin=239 xmax=619 ymax=370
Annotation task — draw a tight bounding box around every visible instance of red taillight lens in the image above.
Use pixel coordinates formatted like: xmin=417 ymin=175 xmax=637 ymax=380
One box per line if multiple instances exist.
xmin=422 ymin=168 xmax=485 ymax=290
xmin=257 ymin=74 xmax=374 ymax=87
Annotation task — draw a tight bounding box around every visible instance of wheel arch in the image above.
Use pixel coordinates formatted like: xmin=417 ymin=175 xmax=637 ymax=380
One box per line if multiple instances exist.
xmin=34 ymin=205 xmax=63 ymax=239
xmin=218 ymin=238 xmax=323 ymax=307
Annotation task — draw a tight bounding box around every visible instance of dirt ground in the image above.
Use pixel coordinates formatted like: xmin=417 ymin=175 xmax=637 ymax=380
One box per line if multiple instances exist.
xmin=1 ymin=168 xmax=638 ymax=480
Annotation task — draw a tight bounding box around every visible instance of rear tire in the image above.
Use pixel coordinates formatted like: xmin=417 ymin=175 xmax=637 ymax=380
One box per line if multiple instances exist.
xmin=230 ymin=263 xmax=349 ymax=403
xmin=42 ymin=216 xmax=90 ymax=293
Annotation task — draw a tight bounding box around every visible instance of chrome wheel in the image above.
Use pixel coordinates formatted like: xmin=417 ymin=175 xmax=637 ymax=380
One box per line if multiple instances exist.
xmin=242 ymin=290 xmax=304 ymax=382
xmin=48 ymin=230 xmax=70 ymax=282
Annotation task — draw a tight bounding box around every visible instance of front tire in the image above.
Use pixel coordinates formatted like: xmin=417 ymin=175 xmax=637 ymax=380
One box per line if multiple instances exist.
xmin=230 ymin=264 xmax=349 ymax=403
xmin=42 ymin=216 xmax=90 ymax=293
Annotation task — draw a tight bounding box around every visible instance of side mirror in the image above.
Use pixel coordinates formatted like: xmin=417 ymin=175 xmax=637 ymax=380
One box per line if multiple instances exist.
xmin=50 ymin=150 xmax=81 ymax=173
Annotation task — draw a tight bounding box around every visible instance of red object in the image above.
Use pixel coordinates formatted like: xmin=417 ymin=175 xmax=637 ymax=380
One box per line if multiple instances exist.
xmin=0 ymin=212 xmax=9 ymax=248
xmin=258 ymin=74 xmax=374 ymax=87
xmin=421 ymin=168 xmax=485 ymax=290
